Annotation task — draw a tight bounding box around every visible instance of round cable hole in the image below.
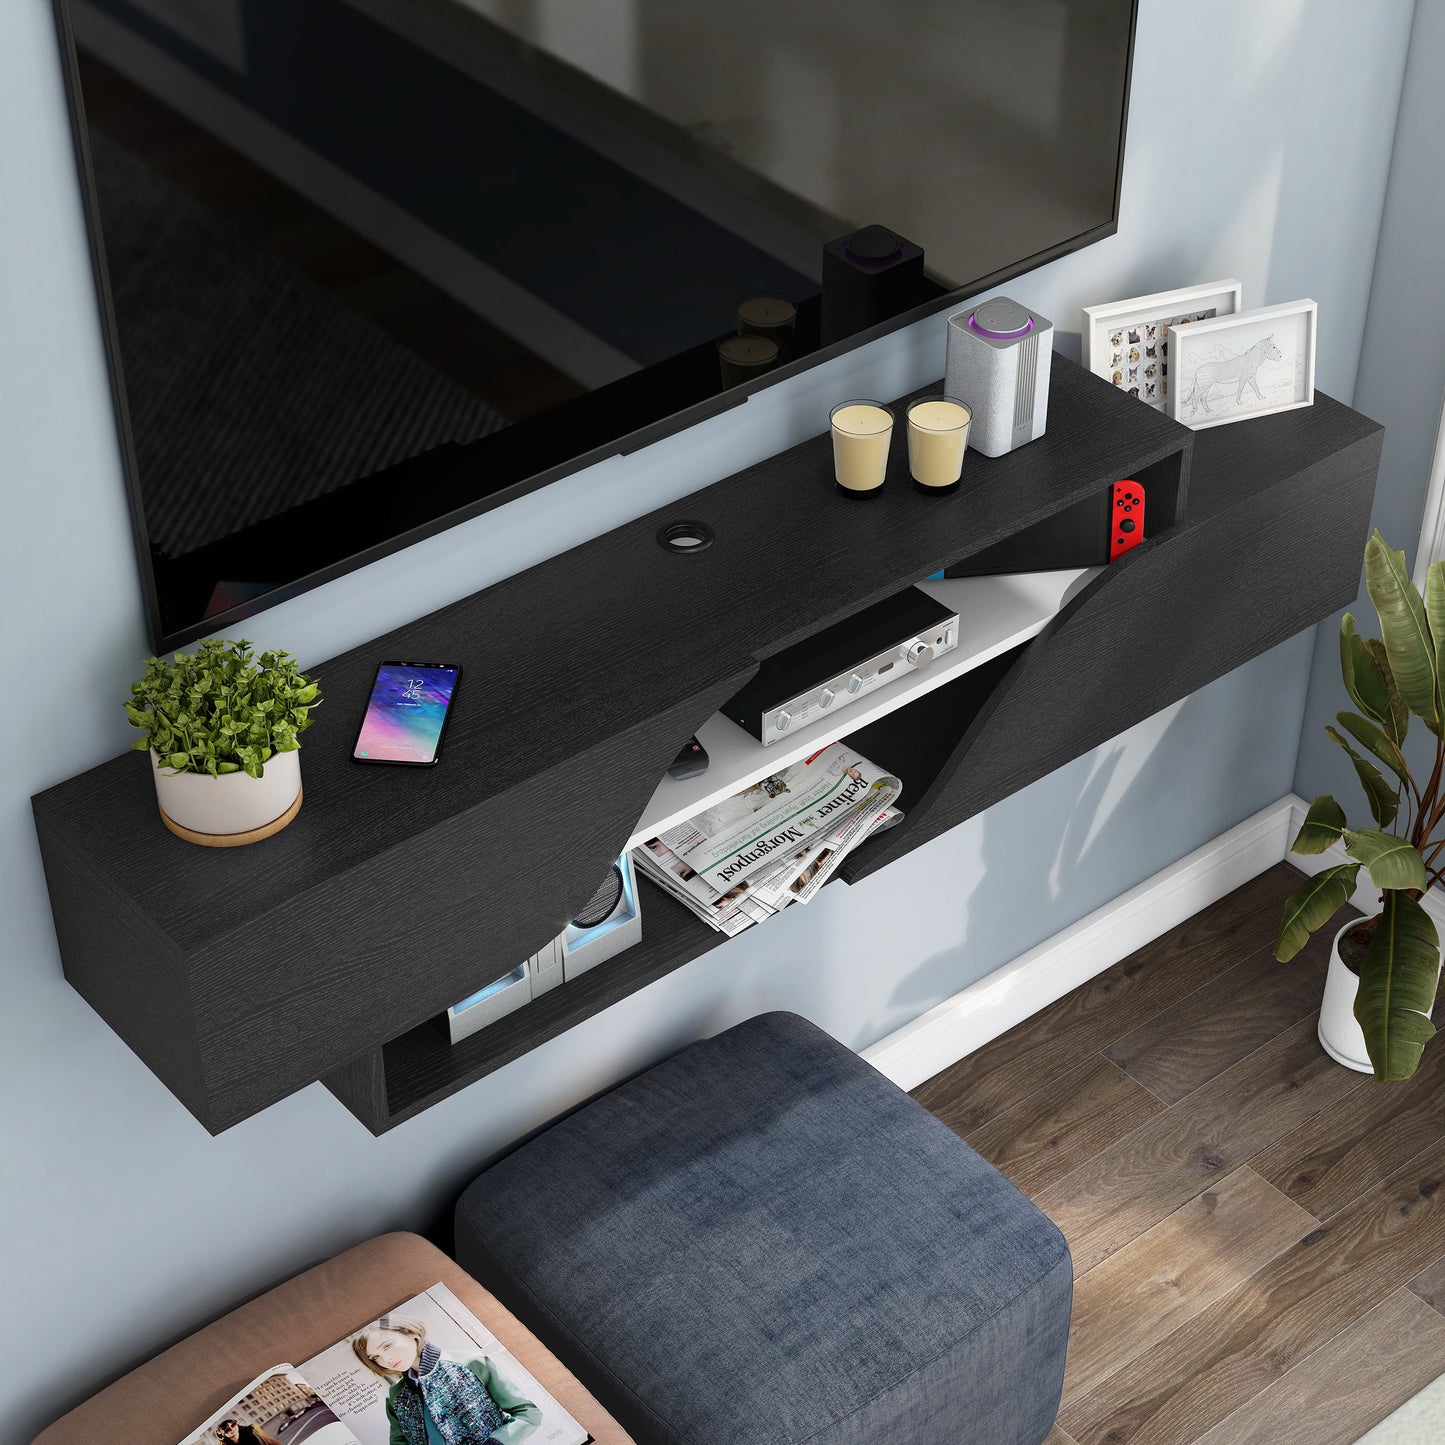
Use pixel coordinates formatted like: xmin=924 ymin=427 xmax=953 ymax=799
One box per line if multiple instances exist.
xmin=657 ymin=519 xmax=714 ymax=554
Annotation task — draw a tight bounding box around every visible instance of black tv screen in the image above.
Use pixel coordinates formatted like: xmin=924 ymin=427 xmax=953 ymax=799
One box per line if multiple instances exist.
xmin=56 ymin=0 xmax=1137 ymax=649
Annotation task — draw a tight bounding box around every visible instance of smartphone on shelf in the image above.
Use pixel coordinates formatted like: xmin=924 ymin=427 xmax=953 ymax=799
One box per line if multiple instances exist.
xmin=352 ymin=660 xmax=461 ymax=766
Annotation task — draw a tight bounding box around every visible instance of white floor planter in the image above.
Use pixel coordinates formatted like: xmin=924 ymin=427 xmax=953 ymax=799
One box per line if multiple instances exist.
xmin=151 ymin=747 xmax=302 ymax=844
xmin=1318 ymin=917 xmax=1442 ymax=1074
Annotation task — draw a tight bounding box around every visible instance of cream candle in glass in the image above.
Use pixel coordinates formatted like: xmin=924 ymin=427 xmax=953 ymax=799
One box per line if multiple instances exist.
xmin=830 ymin=400 xmax=894 ymax=496
xmin=906 ymin=395 xmax=972 ymax=494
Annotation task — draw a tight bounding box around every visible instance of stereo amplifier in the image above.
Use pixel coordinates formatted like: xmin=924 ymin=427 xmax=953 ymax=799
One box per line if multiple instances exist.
xmin=721 ymin=587 xmax=959 ymax=746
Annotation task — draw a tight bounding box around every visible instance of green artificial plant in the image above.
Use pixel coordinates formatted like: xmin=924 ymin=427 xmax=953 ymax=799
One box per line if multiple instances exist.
xmin=1276 ymin=532 xmax=1445 ymax=1081
xmin=124 ymin=639 xmax=321 ymax=779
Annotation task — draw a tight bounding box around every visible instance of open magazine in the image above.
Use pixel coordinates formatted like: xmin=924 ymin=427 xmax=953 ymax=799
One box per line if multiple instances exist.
xmin=634 ymin=743 xmax=902 ymax=934
xmin=177 ymin=1283 xmax=589 ymax=1445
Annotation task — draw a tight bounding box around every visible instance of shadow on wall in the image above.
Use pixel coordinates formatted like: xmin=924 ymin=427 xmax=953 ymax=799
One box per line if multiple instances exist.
xmin=875 ymin=688 xmax=1236 ymax=1039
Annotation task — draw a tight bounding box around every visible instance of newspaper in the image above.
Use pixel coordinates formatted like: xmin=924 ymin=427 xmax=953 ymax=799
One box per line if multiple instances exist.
xmin=176 ymin=1283 xmax=587 ymax=1445
xmin=635 ymin=830 xmax=809 ymax=927
xmin=634 ymin=743 xmax=902 ymax=935
xmin=634 ymin=804 xmax=899 ymax=935
xmin=788 ymin=804 xmax=900 ymax=906
xmin=659 ymin=744 xmax=901 ymax=891
xmin=633 ymin=840 xmax=759 ymax=934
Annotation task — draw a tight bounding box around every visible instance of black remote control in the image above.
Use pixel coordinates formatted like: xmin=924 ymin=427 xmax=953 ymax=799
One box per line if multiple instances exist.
xmin=668 ymin=736 xmax=710 ymax=781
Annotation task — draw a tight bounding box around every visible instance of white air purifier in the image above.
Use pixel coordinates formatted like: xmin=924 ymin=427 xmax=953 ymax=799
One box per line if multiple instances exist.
xmin=944 ymin=297 xmax=1053 ymax=457
xmin=446 ymin=961 xmax=532 ymax=1043
xmin=447 ymin=854 xmax=643 ymax=1041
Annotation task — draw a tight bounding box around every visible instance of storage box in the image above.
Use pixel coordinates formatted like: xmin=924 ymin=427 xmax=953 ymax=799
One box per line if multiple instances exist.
xmin=446 ymin=961 xmax=532 ymax=1043
xmin=559 ymin=853 xmax=641 ymax=982
xmin=444 ymin=854 xmax=642 ymax=1042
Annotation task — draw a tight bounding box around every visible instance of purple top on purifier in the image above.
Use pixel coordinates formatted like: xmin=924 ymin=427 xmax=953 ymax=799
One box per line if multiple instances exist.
xmin=968 ymin=297 xmax=1035 ymax=339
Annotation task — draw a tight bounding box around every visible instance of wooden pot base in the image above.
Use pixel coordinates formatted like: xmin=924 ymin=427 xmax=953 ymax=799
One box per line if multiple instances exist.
xmin=159 ymin=784 xmax=303 ymax=847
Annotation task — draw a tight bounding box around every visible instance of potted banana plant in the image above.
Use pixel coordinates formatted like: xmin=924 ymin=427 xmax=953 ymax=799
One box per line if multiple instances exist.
xmin=1276 ymin=532 xmax=1444 ymax=1080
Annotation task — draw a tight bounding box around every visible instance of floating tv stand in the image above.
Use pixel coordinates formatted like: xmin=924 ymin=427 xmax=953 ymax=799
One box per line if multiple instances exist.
xmin=31 ymin=355 xmax=1382 ymax=1134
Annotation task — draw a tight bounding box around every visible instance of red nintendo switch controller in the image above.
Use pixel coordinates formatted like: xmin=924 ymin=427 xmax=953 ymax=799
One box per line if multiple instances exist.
xmin=1110 ymin=479 xmax=1145 ymax=562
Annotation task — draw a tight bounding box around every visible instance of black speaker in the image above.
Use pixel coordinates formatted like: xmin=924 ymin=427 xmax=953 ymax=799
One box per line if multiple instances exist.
xmin=821 ymin=226 xmax=926 ymax=345
xmin=571 ymin=864 xmax=624 ymax=929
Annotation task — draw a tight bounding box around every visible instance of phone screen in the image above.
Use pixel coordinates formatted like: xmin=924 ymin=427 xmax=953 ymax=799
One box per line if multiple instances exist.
xmin=353 ymin=662 xmax=460 ymax=765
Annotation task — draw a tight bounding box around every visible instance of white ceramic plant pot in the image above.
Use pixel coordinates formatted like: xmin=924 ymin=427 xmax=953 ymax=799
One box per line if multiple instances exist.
xmin=151 ymin=747 xmax=302 ymax=844
xmin=1318 ymin=917 xmax=1443 ymax=1073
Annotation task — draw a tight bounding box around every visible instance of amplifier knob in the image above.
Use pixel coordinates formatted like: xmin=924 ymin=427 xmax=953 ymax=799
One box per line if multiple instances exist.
xmin=904 ymin=640 xmax=935 ymax=668
xmin=819 ymin=688 xmax=836 ymax=708
xmin=846 ymin=673 xmax=863 ymax=694
xmin=775 ymin=709 xmax=792 ymax=732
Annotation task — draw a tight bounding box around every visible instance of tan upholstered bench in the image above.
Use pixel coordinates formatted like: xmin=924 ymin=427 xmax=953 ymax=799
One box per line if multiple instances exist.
xmin=33 ymin=1232 xmax=632 ymax=1445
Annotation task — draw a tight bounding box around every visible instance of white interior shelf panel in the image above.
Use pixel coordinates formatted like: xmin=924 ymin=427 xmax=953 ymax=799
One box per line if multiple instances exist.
xmin=626 ymin=567 xmax=1098 ymax=850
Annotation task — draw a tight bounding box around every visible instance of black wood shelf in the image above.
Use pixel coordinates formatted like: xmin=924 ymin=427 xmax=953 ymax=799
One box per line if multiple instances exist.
xmin=838 ymin=390 xmax=1383 ymax=884
xmin=331 ymin=646 xmax=1027 ymax=1129
xmin=329 ymin=876 xmax=726 ymax=1129
xmin=31 ymin=354 xmax=1381 ymax=1135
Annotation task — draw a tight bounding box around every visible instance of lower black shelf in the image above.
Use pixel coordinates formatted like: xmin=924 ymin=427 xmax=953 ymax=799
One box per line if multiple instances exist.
xmin=325 ymin=876 xmax=727 ymax=1129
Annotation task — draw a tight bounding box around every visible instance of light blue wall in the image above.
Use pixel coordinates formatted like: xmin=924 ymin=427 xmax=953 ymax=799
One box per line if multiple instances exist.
xmin=0 ymin=1 xmax=1415 ymax=1436
xmin=1295 ymin=0 xmax=1445 ymax=808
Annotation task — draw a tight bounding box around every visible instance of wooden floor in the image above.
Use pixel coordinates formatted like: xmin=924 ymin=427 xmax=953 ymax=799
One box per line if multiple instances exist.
xmin=913 ymin=862 xmax=1445 ymax=1445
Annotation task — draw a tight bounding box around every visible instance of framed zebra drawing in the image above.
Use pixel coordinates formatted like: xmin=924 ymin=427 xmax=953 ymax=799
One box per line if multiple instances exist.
xmin=1168 ymin=299 xmax=1317 ymax=430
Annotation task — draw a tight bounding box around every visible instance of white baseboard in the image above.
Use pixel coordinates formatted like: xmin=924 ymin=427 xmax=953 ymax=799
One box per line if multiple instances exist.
xmin=865 ymin=792 xmax=1445 ymax=1091
xmin=864 ymin=795 xmax=1304 ymax=1092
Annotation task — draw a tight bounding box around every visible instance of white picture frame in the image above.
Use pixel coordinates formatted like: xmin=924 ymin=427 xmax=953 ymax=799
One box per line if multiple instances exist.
xmin=1083 ymin=279 xmax=1243 ymax=412
xmin=1168 ymin=300 xmax=1318 ymax=430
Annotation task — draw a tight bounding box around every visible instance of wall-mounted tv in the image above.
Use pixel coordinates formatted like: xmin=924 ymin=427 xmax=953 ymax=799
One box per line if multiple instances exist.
xmin=54 ymin=0 xmax=1139 ymax=650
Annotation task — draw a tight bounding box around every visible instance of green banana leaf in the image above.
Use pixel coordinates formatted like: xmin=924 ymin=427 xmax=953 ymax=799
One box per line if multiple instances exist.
xmin=1341 ymin=614 xmax=1404 ymax=742
xmin=1335 ymin=711 xmax=1408 ymax=785
xmin=1425 ymin=561 xmax=1445 ymax=726
xmin=1355 ymin=890 xmax=1440 ymax=1080
xmin=1291 ymin=795 xmax=1347 ymax=854
xmin=1364 ymin=531 xmax=1440 ymax=732
xmin=1362 ymin=637 xmax=1410 ymax=742
xmin=1344 ymin=827 xmax=1428 ymax=891
xmin=1323 ymin=728 xmax=1400 ymax=829
xmin=1275 ymin=862 xmax=1360 ymax=962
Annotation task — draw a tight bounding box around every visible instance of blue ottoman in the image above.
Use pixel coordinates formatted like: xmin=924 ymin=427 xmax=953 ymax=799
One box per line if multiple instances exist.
xmin=455 ymin=1012 xmax=1072 ymax=1445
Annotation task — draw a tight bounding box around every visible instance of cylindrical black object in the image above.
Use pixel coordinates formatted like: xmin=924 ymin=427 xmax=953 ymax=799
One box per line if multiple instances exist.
xmin=821 ymin=225 xmax=926 ymax=345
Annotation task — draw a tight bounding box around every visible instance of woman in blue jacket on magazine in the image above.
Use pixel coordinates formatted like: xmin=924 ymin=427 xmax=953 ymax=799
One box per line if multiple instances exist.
xmin=352 ymin=1316 xmax=541 ymax=1445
